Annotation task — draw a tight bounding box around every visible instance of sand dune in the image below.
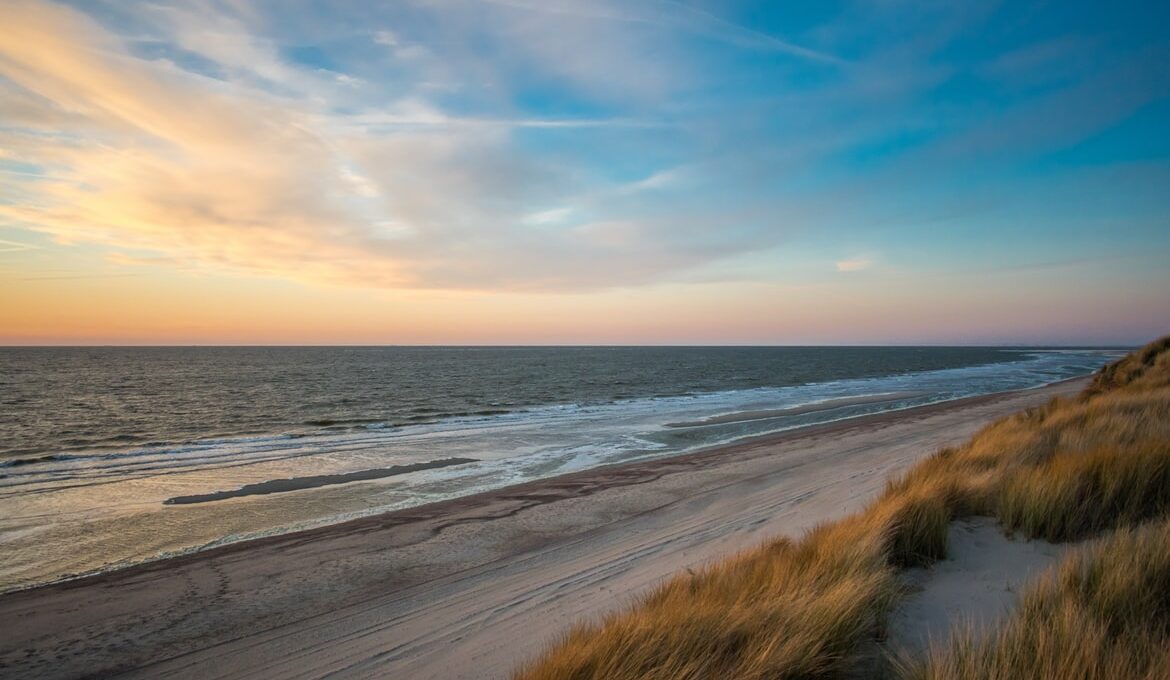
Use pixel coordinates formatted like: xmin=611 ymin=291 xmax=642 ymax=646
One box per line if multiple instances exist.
xmin=0 ymin=380 xmax=1085 ymax=680
xmin=886 ymin=517 xmax=1072 ymax=658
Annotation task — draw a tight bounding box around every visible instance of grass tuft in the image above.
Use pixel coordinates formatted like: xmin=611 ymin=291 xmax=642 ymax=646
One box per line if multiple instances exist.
xmin=998 ymin=442 xmax=1170 ymax=541
xmin=883 ymin=490 xmax=952 ymax=568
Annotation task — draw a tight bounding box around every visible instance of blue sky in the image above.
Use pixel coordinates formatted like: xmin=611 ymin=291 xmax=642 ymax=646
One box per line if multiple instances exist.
xmin=0 ymin=0 xmax=1168 ymax=344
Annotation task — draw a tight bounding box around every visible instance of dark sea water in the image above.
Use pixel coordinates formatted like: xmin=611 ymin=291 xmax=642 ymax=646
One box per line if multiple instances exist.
xmin=0 ymin=346 xmax=1068 ymax=460
xmin=0 ymin=346 xmax=1117 ymax=591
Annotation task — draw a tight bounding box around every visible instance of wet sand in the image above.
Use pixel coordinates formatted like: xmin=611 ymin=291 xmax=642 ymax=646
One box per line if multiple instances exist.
xmin=664 ymin=390 xmax=927 ymax=427
xmin=163 ymin=457 xmax=479 ymax=505
xmin=0 ymin=379 xmax=1086 ymax=680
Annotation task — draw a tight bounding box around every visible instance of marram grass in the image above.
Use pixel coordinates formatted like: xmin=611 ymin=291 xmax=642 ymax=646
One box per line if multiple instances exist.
xmin=515 ymin=336 xmax=1170 ymax=680
xmin=898 ymin=519 xmax=1170 ymax=680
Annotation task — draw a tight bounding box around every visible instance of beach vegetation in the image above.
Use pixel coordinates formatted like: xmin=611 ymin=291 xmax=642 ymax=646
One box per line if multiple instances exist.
xmin=899 ymin=519 xmax=1170 ymax=679
xmin=516 ymin=335 xmax=1170 ymax=680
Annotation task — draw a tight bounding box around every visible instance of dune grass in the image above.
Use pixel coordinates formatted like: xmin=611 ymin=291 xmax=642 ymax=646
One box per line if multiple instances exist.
xmin=998 ymin=440 xmax=1170 ymax=541
xmin=513 ymin=493 xmax=950 ymax=680
xmin=515 ymin=336 xmax=1170 ymax=680
xmin=899 ymin=519 xmax=1170 ymax=680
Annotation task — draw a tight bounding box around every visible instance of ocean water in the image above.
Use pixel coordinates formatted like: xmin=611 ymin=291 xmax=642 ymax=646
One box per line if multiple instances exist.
xmin=0 ymin=346 xmax=1117 ymax=591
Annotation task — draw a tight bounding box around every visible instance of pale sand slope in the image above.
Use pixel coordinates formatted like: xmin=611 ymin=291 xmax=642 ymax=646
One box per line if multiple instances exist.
xmin=886 ymin=517 xmax=1073 ymax=659
xmin=0 ymin=380 xmax=1085 ymax=680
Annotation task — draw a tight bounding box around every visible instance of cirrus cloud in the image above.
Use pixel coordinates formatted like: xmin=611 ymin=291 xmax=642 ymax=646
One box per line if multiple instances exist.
xmin=835 ymin=256 xmax=873 ymax=273
xmin=0 ymin=0 xmax=796 ymax=292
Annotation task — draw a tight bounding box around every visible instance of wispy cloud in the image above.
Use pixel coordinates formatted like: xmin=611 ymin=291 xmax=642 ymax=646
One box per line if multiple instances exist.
xmin=523 ymin=207 xmax=574 ymax=225
xmin=0 ymin=238 xmax=40 ymax=253
xmin=340 ymin=109 xmax=657 ymax=131
xmin=0 ymin=0 xmax=783 ymax=292
xmin=835 ymin=257 xmax=872 ymax=273
xmin=373 ymin=29 xmax=399 ymax=47
xmin=1 ymin=0 xmax=1166 ymax=307
xmin=471 ymin=0 xmax=842 ymax=64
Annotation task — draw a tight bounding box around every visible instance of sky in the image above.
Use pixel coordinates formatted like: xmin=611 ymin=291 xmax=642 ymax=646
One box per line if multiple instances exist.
xmin=1 ymin=0 xmax=1168 ymax=345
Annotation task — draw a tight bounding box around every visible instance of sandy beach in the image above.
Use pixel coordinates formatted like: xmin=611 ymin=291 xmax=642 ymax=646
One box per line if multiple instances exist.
xmin=0 ymin=379 xmax=1086 ymax=680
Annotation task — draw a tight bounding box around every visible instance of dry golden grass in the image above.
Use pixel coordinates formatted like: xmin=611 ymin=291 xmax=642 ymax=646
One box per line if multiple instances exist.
xmin=517 ymin=512 xmax=900 ymax=680
xmin=516 ymin=336 xmax=1170 ymax=680
xmin=1084 ymin=334 xmax=1170 ymax=395
xmin=998 ymin=440 xmax=1170 ymax=541
xmin=515 ymin=484 xmax=955 ymax=679
xmin=899 ymin=519 xmax=1170 ymax=680
xmin=889 ymin=386 xmax=1170 ymax=542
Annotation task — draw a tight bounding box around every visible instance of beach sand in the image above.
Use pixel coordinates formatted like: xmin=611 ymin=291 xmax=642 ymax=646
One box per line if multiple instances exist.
xmin=885 ymin=517 xmax=1073 ymax=659
xmin=0 ymin=379 xmax=1086 ymax=680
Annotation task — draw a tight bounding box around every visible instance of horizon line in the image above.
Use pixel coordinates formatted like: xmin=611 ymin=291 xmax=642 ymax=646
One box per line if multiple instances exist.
xmin=0 ymin=343 xmax=1138 ymax=349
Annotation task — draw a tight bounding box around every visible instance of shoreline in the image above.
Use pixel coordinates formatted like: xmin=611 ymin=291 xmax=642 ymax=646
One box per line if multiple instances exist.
xmin=664 ymin=390 xmax=928 ymax=427
xmin=0 ymin=378 xmax=1089 ymax=680
xmin=2 ymin=376 xmax=1086 ymax=598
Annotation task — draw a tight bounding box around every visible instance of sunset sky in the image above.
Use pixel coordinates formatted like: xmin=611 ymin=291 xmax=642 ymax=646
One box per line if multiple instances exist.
xmin=1 ymin=0 xmax=1168 ymax=345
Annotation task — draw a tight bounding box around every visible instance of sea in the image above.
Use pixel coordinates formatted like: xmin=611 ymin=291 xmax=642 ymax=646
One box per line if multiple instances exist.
xmin=0 ymin=346 xmax=1119 ymax=592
